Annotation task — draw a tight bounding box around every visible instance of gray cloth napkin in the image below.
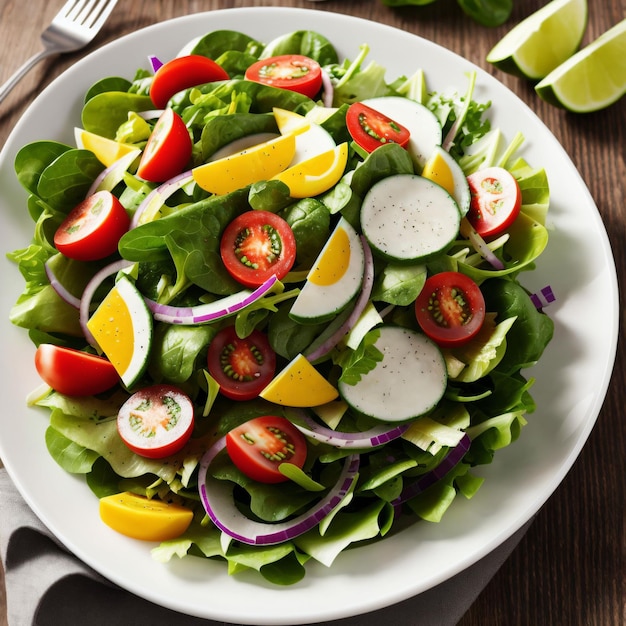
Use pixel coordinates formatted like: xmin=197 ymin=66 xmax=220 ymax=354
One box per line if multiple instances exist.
xmin=0 ymin=468 xmax=529 ymax=626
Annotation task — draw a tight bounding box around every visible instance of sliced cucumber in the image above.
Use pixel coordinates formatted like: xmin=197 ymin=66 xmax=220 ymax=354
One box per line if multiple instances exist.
xmin=361 ymin=96 xmax=442 ymax=170
xmin=360 ymin=174 xmax=461 ymax=263
xmin=339 ymin=325 xmax=447 ymax=423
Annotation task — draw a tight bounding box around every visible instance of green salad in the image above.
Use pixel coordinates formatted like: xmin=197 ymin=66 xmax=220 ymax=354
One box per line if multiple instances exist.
xmin=7 ymin=28 xmax=554 ymax=586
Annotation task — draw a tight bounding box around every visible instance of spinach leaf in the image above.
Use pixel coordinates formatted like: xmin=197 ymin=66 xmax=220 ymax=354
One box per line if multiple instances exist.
xmin=481 ymin=277 xmax=554 ymax=373
xmin=281 ymin=198 xmax=331 ymax=267
xmin=268 ymin=303 xmax=326 ymax=360
xmin=36 ymin=149 xmax=104 ymax=212
xmin=381 ymin=0 xmax=437 ymax=5
xmin=84 ymin=76 xmax=132 ymax=102
xmin=14 ymin=141 xmax=71 ymax=196
xmin=248 ymin=180 xmax=293 ymax=213
xmin=371 ymin=263 xmax=427 ymax=306
xmin=149 ymin=323 xmax=216 ymax=384
xmin=456 ymin=0 xmax=513 ymax=27
xmin=119 ymin=187 xmax=250 ymax=294
xmin=200 ymin=112 xmax=278 ymax=161
xmin=81 ymin=92 xmax=155 ymax=138
xmin=350 ymin=142 xmax=415 ymax=199
xmin=379 ymin=0 xmax=512 ymax=26
xmin=318 ymin=104 xmax=351 ymax=145
xmin=260 ymin=30 xmax=339 ymax=66
xmin=476 ymin=370 xmax=536 ymax=416
xmin=189 ymin=29 xmax=264 ymax=59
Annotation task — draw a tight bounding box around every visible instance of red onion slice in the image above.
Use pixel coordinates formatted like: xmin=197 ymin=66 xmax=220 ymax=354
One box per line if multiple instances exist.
xmin=459 ymin=219 xmax=505 ymax=271
xmin=130 ymin=170 xmax=194 ymax=229
xmin=86 ymin=149 xmax=142 ymax=198
xmin=79 ymin=259 xmax=134 ymax=346
xmin=305 ymin=236 xmax=374 ymax=362
xmin=144 ymin=274 xmax=279 ymax=325
xmin=393 ymin=433 xmax=471 ymax=506
xmin=198 ymin=437 xmax=360 ymax=545
xmin=136 ymin=110 xmax=165 ymax=121
xmin=148 ymin=55 xmax=163 ymax=73
xmin=290 ymin=409 xmax=409 ymax=448
xmin=530 ymin=285 xmax=556 ymax=309
xmin=45 ymin=259 xmax=82 ymax=310
xmin=320 ymin=69 xmax=334 ymax=108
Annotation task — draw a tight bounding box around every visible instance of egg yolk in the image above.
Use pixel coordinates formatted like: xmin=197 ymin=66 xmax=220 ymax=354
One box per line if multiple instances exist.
xmin=308 ymin=225 xmax=350 ymax=286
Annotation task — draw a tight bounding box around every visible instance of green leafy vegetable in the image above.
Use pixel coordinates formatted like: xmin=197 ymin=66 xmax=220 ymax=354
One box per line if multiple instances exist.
xmin=379 ymin=0 xmax=513 ymax=27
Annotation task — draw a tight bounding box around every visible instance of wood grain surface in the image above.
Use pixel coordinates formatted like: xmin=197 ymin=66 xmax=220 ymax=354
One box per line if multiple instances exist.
xmin=0 ymin=1 xmax=624 ymax=625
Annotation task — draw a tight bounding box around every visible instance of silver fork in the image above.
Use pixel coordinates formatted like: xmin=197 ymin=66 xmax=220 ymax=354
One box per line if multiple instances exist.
xmin=0 ymin=0 xmax=118 ymax=105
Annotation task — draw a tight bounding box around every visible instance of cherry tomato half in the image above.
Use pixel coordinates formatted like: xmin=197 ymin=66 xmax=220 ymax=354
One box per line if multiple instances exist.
xmin=207 ymin=326 xmax=276 ymax=401
xmin=35 ymin=344 xmax=120 ymax=396
xmin=53 ymin=190 xmax=130 ymax=261
xmin=414 ymin=271 xmax=486 ymax=348
xmin=466 ymin=166 xmax=522 ymax=238
xmin=117 ymin=384 xmax=195 ymax=459
xmin=136 ymin=109 xmax=192 ymax=183
xmin=346 ymin=102 xmax=411 ymax=153
xmin=225 ymin=415 xmax=308 ymax=483
xmin=149 ymin=55 xmax=230 ymax=109
xmin=244 ymin=54 xmax=323 ymax=99
xmin=220 ymin=210 xmax=296 ymax=288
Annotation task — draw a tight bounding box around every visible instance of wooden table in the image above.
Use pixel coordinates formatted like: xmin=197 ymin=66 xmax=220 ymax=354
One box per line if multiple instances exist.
xmin=0 ymin=1 xmax=623 ymax=624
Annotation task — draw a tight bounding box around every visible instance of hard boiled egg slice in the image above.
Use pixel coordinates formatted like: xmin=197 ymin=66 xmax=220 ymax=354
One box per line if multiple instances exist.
xmin=207 ymin=133 xmax=279 ymax=162
xmin=259 ymin=354 xmax=338 ymax=407
xmin=87 ymin=275 xmax=153 ymax=389
xmin=75 ymin=128 xmax=138 ymax=168
xmin=274 ymin=107 xmax=337 ymax=165
xmin=422 ymin=145 xmax=471 ymax=216
xmin=289 ymin=217 xmax=364 ymax=324
xmin=192 ymin=132 xmax=296 ymax=194
xmin=272 ymin=143 xmax=348 ymax=198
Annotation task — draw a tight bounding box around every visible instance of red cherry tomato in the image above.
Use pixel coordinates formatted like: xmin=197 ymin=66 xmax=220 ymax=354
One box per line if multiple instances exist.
xmin=207 ymin=326 xmax=276 ymax=401
xmin=244 ymin=54 xmax=323 ymax=99
xmin=346 ymin=102 xmax=411 ymax=153
xmin=466 ymin=166 xmax=522 ymax=238
xmin=35 ymin=344 xmax=120 ymax=396
xmin=53 ymin=190 xmax=130 ymax=261
xmin=225 ymin=415 xmax=308 ymax=483
xmin=149 ymin=55 xmax=229 ymax=109
xmin=414 ymin=272 xmax=486 ymax=348
xmin=117 ymin=384 xmax=195 ymax=459
xmin=220 ymin=210 xmax=296 ymax=288
xmin=136 ymin=109 xmax=192 ymax=183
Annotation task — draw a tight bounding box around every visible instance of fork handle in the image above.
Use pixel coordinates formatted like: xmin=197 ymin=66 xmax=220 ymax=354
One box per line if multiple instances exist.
xmin=0 ymin=49 xmax=58 ymax=106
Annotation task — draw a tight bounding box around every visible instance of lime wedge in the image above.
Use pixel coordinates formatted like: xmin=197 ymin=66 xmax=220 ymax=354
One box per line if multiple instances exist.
xmin=535 ymin=19 xmax=626 ymax=112
xmin=487 ymin=0 xmax=588 ymax=80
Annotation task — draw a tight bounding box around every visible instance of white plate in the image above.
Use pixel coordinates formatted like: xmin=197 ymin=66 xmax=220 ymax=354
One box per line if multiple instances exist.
xmin=0 ymin=7 xmax=618 ymax=625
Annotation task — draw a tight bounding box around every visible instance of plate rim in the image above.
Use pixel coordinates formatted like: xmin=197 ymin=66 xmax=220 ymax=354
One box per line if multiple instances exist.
xmin=0 ymin=6 xmax=619 ymax=624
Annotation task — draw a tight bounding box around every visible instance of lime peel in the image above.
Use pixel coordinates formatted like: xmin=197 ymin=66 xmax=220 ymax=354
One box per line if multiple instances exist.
xmin=487 ymin=0 xmax=588 ymax=80
xmin=535 ymin=19 xmax=626 ymax=112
